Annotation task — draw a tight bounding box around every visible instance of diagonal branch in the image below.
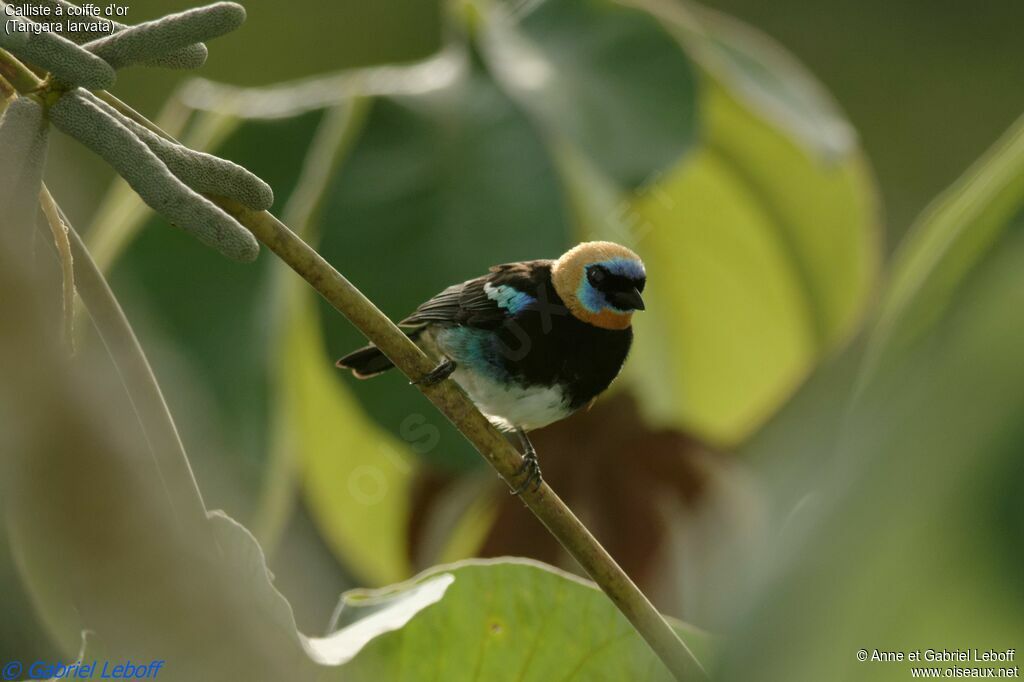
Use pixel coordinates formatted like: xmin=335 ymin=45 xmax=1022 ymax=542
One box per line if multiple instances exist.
xmin=210 ymin=198 xmax=708 ymax=681
xmin=0 ymin=46 xmax=43 ymax=94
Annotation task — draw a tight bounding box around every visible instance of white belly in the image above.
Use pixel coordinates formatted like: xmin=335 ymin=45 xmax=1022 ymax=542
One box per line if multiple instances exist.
xmin=451 ymin=367 xmax=571 ymax=432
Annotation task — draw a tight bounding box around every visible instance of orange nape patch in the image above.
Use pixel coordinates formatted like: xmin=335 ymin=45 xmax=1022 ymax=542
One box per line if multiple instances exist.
xmin=550 ymin=241 xmax=643 ymax=330
xmin=573 ymin=306 xmax=634 ymax=330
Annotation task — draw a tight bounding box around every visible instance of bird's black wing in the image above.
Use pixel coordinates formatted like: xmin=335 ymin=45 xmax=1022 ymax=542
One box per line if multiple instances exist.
xmin=400 ymin=260 xmax=552 ymax=331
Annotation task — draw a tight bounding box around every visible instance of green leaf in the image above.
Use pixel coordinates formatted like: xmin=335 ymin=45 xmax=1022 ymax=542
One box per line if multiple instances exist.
xmin=868 ymin=114 xmax=1024 ymax=370
xmin=720 ymin=121 xmax=1024 ymax=681
xmin=1 ymin=216 xmax=444 ymax=680
xmin=566 ymin=78 xmax=878 ymax=444
xmin=638 ymin=0 xmax=856 ymax=160
xmin=287 ymin=289 xmax=416 ymax=584
xmin=478 ymin=0 xmax=698 ymax=188
xmin=0 ymin=217 xmax=312 ymax=678
xmin=304 ymin=573 xmax=454 ymax=665
xmin=338 ymin=559 xmax=713 ymax=681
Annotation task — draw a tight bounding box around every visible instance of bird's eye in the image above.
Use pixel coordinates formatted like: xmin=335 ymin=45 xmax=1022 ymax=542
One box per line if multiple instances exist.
xmin=587 ymin=266 xmax=606 ymax=287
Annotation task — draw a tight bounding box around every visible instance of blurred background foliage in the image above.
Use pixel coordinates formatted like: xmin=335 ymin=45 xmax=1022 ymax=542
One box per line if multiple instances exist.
xmin=59 ymin=0 xmax=880 ymax=622
xmin=5 ymin=0 xmax=1024 ymax=677
xmin=44 ymin=0 xmax=1024 ymax=245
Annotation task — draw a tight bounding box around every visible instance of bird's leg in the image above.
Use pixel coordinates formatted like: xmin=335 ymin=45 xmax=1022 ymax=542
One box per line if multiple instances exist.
xmin=413 ymin=358 xmax=456 ymax=386
xmin=511 ymin=428 xmax=542 ymax=495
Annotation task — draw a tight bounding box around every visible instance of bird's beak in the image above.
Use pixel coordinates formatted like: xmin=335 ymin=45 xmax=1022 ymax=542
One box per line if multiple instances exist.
xmin=610 ymin=287 xmax=645 ymax=311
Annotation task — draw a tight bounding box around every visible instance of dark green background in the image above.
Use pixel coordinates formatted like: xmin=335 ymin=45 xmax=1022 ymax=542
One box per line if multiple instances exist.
xmin=46 ymin=0 xmax=1024 ymax=247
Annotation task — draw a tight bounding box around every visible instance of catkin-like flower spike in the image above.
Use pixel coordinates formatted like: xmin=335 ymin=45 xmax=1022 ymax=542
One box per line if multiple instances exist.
xmin=85 ymin=91 xmax=273 ymax=210
xmin=20 ymin=0 xmax=208 ymax=69
xmin=0 ymin=8 xmax=116 ymax=89
xmin=83 ymin=2 xmax=244 ymax=71
xmin=49 ymin=89 xmax=259 ymax=262
xmin=0 ymin=96 xmax=49 ymax=248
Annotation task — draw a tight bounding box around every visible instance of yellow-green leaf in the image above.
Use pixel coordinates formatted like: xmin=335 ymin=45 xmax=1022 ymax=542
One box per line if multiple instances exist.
xmin=338 ymin=558 xmax=714 ymax=682
xmin=285 ymin=288 xmax=415 ymax=584
xmin=870 ymin=114 xmax=1024 ymax=367
xmin=627 ymin=129 xmax=817 ymax=441
xmin=722 ymin=122 xmax=1024 ymax=679
xmin=569 ymin=81 xmax=878 ymax=445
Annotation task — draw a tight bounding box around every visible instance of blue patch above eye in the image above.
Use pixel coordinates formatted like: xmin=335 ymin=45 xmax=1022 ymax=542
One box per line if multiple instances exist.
xmin=599 ymin=257 xmax=646 ymax=281
xmin=484 ymin=283 xmax=535 ymax=314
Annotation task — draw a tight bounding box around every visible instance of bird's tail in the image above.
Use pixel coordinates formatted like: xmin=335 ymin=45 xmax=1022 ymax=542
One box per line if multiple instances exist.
xmin=336 ymin=329 xmax=422 ymax=379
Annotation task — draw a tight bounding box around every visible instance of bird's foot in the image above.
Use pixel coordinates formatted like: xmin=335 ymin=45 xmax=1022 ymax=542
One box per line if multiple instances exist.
xmin=412 ymin=358 xmax=456 ymax=386
xmin=511 ymin=450 xmax=543 ymax=495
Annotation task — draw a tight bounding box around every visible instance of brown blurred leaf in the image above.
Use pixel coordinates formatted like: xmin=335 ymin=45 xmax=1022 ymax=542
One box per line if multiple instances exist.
xmin=409 ymin=393 xmax=761 ymax=620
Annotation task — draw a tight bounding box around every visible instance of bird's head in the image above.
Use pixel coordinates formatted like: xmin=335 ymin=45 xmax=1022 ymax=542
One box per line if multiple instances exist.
xmin=551 ymin=241 xmax=646 ymax=330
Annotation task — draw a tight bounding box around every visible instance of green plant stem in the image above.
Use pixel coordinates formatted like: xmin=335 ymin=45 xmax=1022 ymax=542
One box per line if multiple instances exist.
xmin=213 ymin=197 xmax=707 ymax=681
xmin=39 ymin=185 xmax=76 ymax=349
xmin=0 ymin=47 xmax=42 ymax=93
xmin=0 ymin=72 xmax=15 ymax=99
xmin=97 ymin=89 xmax=168 ymax=135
